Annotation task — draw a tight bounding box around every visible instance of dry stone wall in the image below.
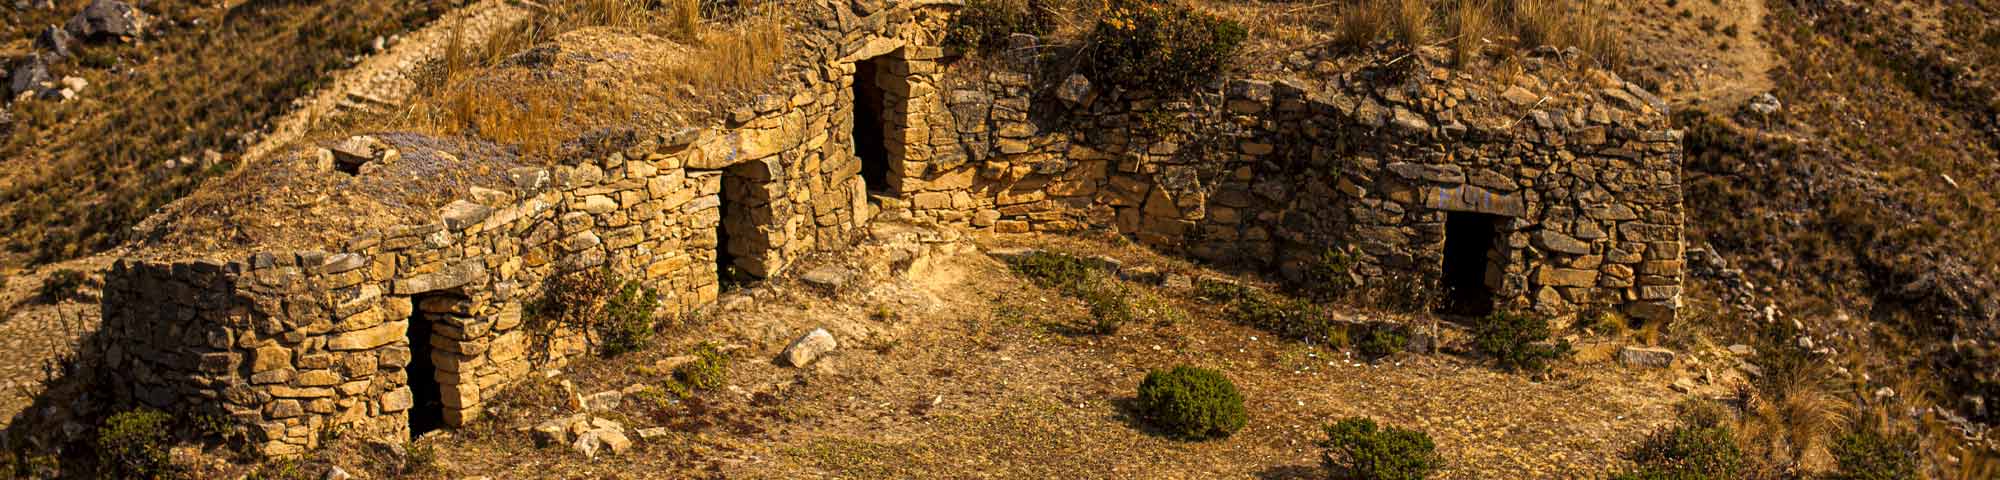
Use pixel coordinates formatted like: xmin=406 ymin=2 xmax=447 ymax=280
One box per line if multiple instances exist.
xmin=886 ymin=49 xmax=1686 ymax=322
xmin=86 ymin=0 xmax=1684 ymax=458
xmin=92 ymin=0 xmax=959 ymax=456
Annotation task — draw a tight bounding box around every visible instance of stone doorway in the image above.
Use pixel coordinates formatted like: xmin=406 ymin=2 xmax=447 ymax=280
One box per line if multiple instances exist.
xmin=1441 ymin=211 xmax=1504 ymax=316
xmin=853 ymin=53 xmax=896 ymax=194
xmin=405 ymin=292 xmax=455 ymax=438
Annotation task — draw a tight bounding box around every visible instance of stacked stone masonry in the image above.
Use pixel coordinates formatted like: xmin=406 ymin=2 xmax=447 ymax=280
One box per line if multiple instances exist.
xmin=91 ymin=0 xmax=1683 ymax=456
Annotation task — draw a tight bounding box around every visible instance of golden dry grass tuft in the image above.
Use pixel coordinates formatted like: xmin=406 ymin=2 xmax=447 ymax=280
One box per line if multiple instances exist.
xmin=1446 ymin=0 xmax=1496 ymax=66
xmin=373 ymin=0 xmax=788 ymax=160
xmin=1330 ymin=0 xmax=1622 ymax=67
xmin=1391 ymin=0 xmax=1433 ymax=49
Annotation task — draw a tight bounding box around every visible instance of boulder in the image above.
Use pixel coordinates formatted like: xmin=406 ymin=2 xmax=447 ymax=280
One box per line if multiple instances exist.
xmin=65 ymin=0 xmax=144 ymax=41
xmin=798 ymin=266 xmax=852 ymax=293
xmin=780 ymin=328 xmax=837 ymax=367
xmin=582 ymin=390 xmax=623 ymax=412
xmin=10 ymin=57 xmax=51 ymax=97
xmin=35 ymin=26 xmax=73 ymax=59
xmin=1056 ymin=74 xmax=1092 ymax=107
xmin=1617 ymin=346 xmax=1677 ymax=369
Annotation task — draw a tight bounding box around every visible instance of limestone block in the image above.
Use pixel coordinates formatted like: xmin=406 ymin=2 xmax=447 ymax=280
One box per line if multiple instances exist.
xmin=330 ymin=321 xmax=406 ymax=351
xmin=381 ymin=387 xmax=412 ymax=412
xmin=252 ymin=346 xmax=292 ymax=373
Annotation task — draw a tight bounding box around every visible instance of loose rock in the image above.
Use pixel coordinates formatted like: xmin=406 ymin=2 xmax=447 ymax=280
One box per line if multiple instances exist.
xmin=1617 ymin=346 xmax=1676 ymax=369
xmin=781 ymin=328 xmax=838 ymax=367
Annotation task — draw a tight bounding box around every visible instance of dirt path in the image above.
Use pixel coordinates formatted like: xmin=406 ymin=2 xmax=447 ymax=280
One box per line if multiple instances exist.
xmin=396 ymin=225 xmax=1689 ymax=479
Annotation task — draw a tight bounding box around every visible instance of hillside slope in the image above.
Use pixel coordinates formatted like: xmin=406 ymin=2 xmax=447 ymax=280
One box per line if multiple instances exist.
xmin=0 ymin=0 xmax=466 ymax=266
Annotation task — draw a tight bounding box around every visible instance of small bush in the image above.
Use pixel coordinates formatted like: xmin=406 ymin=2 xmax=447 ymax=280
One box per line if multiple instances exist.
xmin=1827 ymin=424 xmax=1918 ymax=480
xmin=669 ymin=342 xmax=731 ymax=396
xmin=1194 ymin=278 xmax=1256 ymax=304
xmin=1355 ymin=324 xmax=1409 ymax=359
xmin=529 ymin=268 xmax=662 ymax=359
xmin=1300 ymin=247 xmax=1356 ymax=302
xmin=1077 ymin=280 xmax=1134 ymax=334
xmin=96 ymin=408 xmax=174 ymax=478
xmin=1472 ymin=311 xmax=1571 ymax=373
xmin=1320 ymin=416 xmax=1441 ymax=480
xmin=1615 ymin=401 xmax=1743 ymax=480
xmin=39 ymin=269 xmax=89 ymax=302
xmin=1136 ymin=365 xmax=1247 ymax=440
xmin=1081 ymin=0 xmax=1246 ymax=93
xmin=944 ymin=0 xmax=1048 ymax=53
xmin=598 ymin=275 xmax=662 ymax=357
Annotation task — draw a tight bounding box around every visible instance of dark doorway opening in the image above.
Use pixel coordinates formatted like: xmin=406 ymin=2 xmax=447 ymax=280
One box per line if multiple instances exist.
xmin=405 ymin=294 xmax=446 ymax=438
xmin=716 ymin=175 xmax=743 ymax=291
xmin=1441 ymin=212 xmax=1502 ymax=316
xmin=853 ymin=55 xmax=892 ymax=194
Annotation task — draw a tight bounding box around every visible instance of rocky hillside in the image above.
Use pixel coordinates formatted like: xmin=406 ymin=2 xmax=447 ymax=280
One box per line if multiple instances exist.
xmin=0 ymin=0 xmax=465 ymax=266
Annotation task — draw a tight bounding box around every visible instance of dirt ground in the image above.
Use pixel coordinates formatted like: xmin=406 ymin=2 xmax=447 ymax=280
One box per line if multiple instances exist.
xmin=318 ymin=224 xmax=1697 ymax=479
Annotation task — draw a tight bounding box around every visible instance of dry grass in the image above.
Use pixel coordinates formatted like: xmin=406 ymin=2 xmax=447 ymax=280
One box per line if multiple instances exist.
xmin=1391 ymin=0 xmax=1433 ymax=48
xmin=1330 ymin=0 xmax=1621 ymax=67
xmin=1447 ymin=0 xmax=1496 ymax=66
xmin=373 ymin=0 xmax=788 ymax=160
xmin=0 ymin=0 xmax=461 ymax=267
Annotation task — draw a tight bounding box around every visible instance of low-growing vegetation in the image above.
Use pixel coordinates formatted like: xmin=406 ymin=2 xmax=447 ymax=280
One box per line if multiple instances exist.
xmin=1614 ymin=401 xmax=1745 ymax=480
xmin=36 ymin=269 xmax=89 ymax=303
xmin=94 ymin=407 xmax=175 ymax=479
xmin=1135 ymin=365 xmax=1246 ymax=440
xmin=943 ymin=0 xmax=1050 ymax=53
xmin=664 ymin=342 xmax=731 ymax=398
xmin=1827 ymin=421 xmax=1919 ymax=480
xmin=1471 ymin=311 xmax=1569 ymax=374
xmin=527 ymin=267 xmax=664 ymax=359
xmin=1320 ymin=416 xmax=1442 ymax=480
xmin=1002 ymin=251 xmax=1135 ymax=335
xmin=1078 ymin=0 xmax=1246 ymax=93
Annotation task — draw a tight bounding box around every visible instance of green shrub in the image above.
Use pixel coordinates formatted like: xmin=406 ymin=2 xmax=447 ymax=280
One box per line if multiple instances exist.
xmin=1615 ymin=401 xmax=1743 ymax=480
xmin=1077 ymin=280 xmax=1133 ymax=334
xmin=598 ymin=274 xmax=662 ymax=357
xmin=96 ymin=408 xmax=175 ymax=478
xmin=944 ymin=0 xmax=1049 ymax=53
xmin=1827 ymin=424 xmax=1918 ymax=480
xmin=39 ymin=269 xmax=89 ymax=302
xmin=1004 ymin=251 xmax=1097 ymax=291
xmin=1355 ymin=324 xmax=1409 ymax=359
xmin=528 ymin=268 xmax=662 ymax=358
xmin=671 ymin=342 xmax=731 ymax=394
xmin=1136 ymin=365 xmax=1247 ymax=440
xmin=1081 ymin=0 xmax=1246 ymax=93
xmin=1194 ymin=278 xmax=1256 ymax=304
xmin=1301 ymin=247 xmax=1356 ymax=302
xmin=1472 ymin=311 xmax=1571 ymax=373
xmin=1320 ymin=416 xmax=1441 ymax=480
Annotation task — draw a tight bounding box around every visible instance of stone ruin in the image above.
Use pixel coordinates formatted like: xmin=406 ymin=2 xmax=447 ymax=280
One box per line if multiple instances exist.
xmin=81 ymin=0 xmax=1684 ymax=456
